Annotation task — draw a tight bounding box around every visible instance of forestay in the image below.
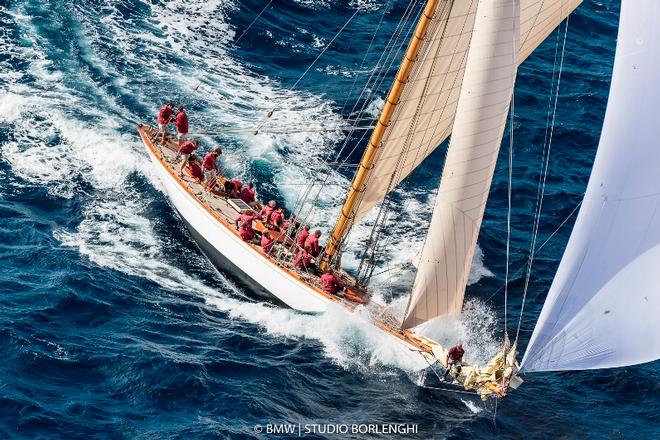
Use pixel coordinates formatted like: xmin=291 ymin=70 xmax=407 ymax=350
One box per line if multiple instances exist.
xmin=402 ymin=0 xmax=520 ymax=329
xmin=348 ymin=0 xmax=581 ymax=225
xmin=521 ymin=0 xmax=660 ymax=372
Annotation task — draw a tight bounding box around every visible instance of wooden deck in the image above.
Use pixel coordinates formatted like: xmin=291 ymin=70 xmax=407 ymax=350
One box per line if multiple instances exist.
xmin=141 ymin=126 xmax=371 ymax=305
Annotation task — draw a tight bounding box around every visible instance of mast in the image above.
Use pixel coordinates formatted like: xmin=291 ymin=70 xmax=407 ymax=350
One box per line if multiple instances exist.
xmin=322 ymin=0 xmax=442 ymax=270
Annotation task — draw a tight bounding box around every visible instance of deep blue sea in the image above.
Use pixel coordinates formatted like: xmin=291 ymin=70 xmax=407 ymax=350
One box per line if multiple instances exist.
xmin=1 ymin=0 xmax=658 ymax=438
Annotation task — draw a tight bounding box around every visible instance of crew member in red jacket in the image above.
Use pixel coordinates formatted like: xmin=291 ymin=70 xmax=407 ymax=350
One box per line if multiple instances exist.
xmin=173 ymin=104 xmax=189 ymax=146
xmin=444 ymin=343 xmax=465 ymax=380
xmin=240 ymin=182 xmax=256 ymax=206
xmin=229 ymin=178 xmax=243 ymax=198
xmin=269 ymin=209 xmax=284 ymax=230
xmin=186 ymin=155 xmax=204 ymax=182
xmin=259 ymin=200 xmax=277 ymax=224
xmin=320 ymin=271 xmax=345 ymax=295
xmin=202 ymin=148 xmax=222 ymax=191
xmin=235 ymin=210 xmax=259 ymax=242
xmin=295 ymin=225 xmax=310 ymax=249
xmin=177 ymin=139 xmax=198 ymax=176
xmin=261 ymin=233 xmax=274 ymax=255
xmin=304 ymin=230 xmax=322 ymax=257
xmin=293 ymin=249 xmax=313 ymax=271
xmin=156 ymin=102 xmax=174 ymax=144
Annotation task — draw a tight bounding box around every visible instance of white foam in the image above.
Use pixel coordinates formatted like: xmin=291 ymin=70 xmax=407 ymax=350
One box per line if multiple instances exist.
xmin=416 ymin=299 xmax=501 ymax=366
xmin=468 ymin=245 xmax=494 ymax=285
xmin=0 ymin=92 xmax=152 ymax=198
xmin=462 ymin=399 xmax=484 ymax=414
xmin=206 ymin=298 xmax=427 ymax=373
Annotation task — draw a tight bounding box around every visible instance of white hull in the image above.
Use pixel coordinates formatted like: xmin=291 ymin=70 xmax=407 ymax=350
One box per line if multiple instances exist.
xmin=146 ymin=150 xmax=333 ymax=313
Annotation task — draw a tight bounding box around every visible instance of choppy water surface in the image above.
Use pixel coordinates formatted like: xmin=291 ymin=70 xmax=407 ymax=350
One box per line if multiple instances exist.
xmin=0 ymin=0 xmax=658 ymax=438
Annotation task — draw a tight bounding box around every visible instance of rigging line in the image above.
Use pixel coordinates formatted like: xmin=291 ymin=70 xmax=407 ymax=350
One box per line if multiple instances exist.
xmin=347 ymin=0 xmax=463 ymax=250
xmin=420 ymin=385 xmax=480 ymax=395
xmin=484 ymin=17 xmax=565 ymax=325
xmin=415 ymin=350 xmax=480 ymax=396
xmin=331 ymin=0 xmax=422 ymax=165
xmin=514 ymin=15 xmax=571 ymax=344
xmin=285 ymin=0 xmax=422 ymax=254
xmin=395 ymin=0 xmax=471 ymax=173
xmin=358 ymin=7 xmax=451 ymax=280
xmin=234 ymin=5 xmax=405 ymax=249
xmin=536 ymin=199 xmax=582 ymax=253
xmin=340 ymin=3 xmax=389 ymax=116
xmin=233 ymin=0 xmax=273 ymax=46
xmin=253 ymin=6 xmax=362 ymax=136
xmin=340 ymin=0 xmax=421 ymax=134
xmin=482 ymin=198 xmax=583 ymax=303
xmin=286 ymin=4 xmax=419 ymax=252
xmin=290 ymin=8 xmax=361 ymax=92
xmin=345 ymin=0 xmax=420 ymax=118
xmin=188 ymin=126 xmax=375 ymax=136
xmin=275 ymin=182 xmax=344 ymax=186
xmin=370 ymin=262 xmax=407 ymax=277
xmin=503 ymin=0 xmax=518 ymax=339
xmin=254 ymin=2 xmax=403 ymax=227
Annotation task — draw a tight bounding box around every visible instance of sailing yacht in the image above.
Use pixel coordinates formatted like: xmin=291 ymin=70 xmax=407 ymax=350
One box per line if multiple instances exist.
xmin=138 ymin=0 xmax=659 ymax=400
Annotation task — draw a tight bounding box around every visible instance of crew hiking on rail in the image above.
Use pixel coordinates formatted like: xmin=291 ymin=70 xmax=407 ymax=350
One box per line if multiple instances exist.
xmin=154 ymin=102 xmax=349 ymax=300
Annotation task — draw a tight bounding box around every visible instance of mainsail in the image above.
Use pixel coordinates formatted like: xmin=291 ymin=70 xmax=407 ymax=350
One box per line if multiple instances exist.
xmin=345 ymin=0 xmax=581 ymax=226
xmin=402 ymin=0 xmax=520 ymax=329
xmin=324 ymin=0 xmax=580 ymax=265
xmin=521 ymin=0 xmax=660 ymax=372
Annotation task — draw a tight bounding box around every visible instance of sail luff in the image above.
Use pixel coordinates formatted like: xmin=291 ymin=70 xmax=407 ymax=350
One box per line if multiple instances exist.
xmin=521 ymin=0 xmax=660 ymax=373
xmin=322 ymin=0 xmax=443 ymax=268
xmin=402 ymin=0 xmax=520 ymax=329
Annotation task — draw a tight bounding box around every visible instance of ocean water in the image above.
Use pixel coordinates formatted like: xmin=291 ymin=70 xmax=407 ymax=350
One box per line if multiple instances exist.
xmin=0 ymin=0 xmax=658 ymax=438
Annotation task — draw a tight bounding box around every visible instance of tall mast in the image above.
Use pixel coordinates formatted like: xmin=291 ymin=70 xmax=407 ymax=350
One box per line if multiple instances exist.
xmin=322 ymin=0 xmax=442 ymax=269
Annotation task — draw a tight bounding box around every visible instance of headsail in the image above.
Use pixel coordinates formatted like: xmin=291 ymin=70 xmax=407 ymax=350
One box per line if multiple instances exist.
xmin=402 ymin=0 xmax=520 ymax=329
xmin=521 ymin=0 xmax=660 ymax=372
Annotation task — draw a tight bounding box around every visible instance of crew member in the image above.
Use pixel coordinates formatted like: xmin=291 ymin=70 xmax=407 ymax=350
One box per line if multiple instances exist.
xmin=202 ymin=148 xmax=222 ymax=191
xmin=186 ymin=154 xmax=204 ymax=182
xmin=320 ymin=271 xmax=345 ymax=295
xmin=295 ymin=225 xmax=310 ymax=249
xmin=173 ymin=104 xmax=189 ymax=146
xmin=293 ymin=249 xmax=313 ymax=271
xmin=240 ymin=182 xmax=256 ymax=206
xmin=235 ymin=209 xmax=259 ymax=242
xmin=178 ymin=139 xmax=199 ymax=176
xmin=282 ymin=215 xmax=299 ymax=238
xmin=230 ymin=178 xmax=243 ymax=198
xmin=444 ymin=343 xmax=465 ymax=380
xmin=259 ymin=200 xmax=277 ymax=224
xmin=261 ymin=232 xmax=274 ymax=254
xmin=156 ymin=102 xmax=174 ymax=144
xmin=269 ymin=208 xmax=284 ymax=230
xmin=304 ymin=230 xmax=322 ymax=257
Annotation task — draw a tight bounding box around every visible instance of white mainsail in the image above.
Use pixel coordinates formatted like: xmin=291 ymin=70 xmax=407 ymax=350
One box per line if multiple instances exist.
xmin=521 ymin=0 xmax=660 ymax=372
xmin=347 ymin=0 xmax=581 ymax=226
xmin=402 ymin=0 xmax=520 ymax=329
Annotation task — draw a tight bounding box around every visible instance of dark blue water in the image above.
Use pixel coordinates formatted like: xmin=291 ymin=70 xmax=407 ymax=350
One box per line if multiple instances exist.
xmin=1 ymin=0 xmax=658 ymax=438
